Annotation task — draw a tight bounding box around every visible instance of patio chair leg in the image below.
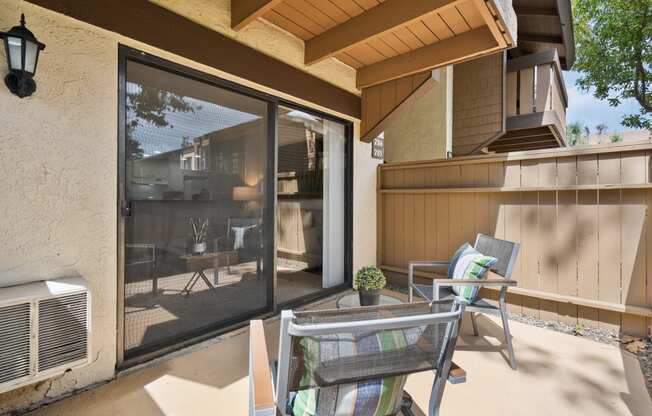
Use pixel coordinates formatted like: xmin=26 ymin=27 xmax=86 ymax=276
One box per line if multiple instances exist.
xmin=400 ymin=391 xmax=415 ymax=416
xmin=428 ymin=371 xmax=446 ymax=416
xmin=470 ymin=312 xmax=479 ymax=337
xmin=498 ymin=291 xmax=517 ymax=370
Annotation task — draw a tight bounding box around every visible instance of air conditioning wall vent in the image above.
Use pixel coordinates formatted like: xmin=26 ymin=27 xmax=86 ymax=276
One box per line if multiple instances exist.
xmin=0 ymin=277 xmax=90 ymax=393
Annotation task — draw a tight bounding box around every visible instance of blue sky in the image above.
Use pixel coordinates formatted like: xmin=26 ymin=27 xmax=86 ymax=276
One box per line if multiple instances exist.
xmin=563 ymin=71 xmax=641 ymax=133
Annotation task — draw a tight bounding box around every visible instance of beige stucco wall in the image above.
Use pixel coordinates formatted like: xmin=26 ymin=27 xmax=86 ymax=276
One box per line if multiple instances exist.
xmin=0 ymin=0 xmax=374 ymax=413
xmin=353 ymin=135 xmax=383 ymax=274
xmin=383 ymin=67 xmax=453 ymax=163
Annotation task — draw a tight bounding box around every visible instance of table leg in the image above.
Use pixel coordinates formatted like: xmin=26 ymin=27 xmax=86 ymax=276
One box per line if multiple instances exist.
xmin=213 ymin=256 xmax=219 ymax=286
xmin=198 ymin=270 xmax=219 ymax=294
xmin=181 ymin=272 xmax=199 ymax=297
xmin=151 ymin=261 xmax=157 ymax=296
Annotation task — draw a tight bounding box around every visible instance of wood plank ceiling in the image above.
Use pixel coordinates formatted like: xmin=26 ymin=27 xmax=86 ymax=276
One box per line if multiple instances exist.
xmin=233 ymin=0 xmax=516 ymax=89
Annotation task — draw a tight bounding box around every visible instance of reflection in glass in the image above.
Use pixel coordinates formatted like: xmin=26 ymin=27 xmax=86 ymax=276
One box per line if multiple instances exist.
xmin=276 ymin=106 xmax=346 ymax=304
xmin=123 ymin=61 xmax=269 ymax=356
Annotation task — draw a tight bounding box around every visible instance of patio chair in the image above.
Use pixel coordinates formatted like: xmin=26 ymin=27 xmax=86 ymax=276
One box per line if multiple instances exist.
xmin=408 ymin=234 xmax=520 ymax=370
xmin=249 ymin=299 xmax=467 ymax=416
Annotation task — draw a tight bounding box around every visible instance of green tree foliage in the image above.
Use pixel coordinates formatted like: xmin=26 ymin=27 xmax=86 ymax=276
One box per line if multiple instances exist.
xmin=125 ymin=85 xmax=200 ymax=160
xmin=573 ymin=0 xmax=652 ymax=130
xmin=567 ymin=121 xmax=584 ymax=146
xmin=610 ymin=133 xmax=623 ymax=142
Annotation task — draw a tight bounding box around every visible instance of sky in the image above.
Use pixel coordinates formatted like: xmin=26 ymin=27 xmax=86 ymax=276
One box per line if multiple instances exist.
xmin=563 ymin=70 xmax=642 ymax=133
xmin=127 ymin=81 xmax=261 ymax=157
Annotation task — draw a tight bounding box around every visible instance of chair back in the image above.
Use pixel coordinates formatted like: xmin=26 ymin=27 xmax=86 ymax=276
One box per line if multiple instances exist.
xmin=473 ymin=233 xmax=520 ymax=278
xmin=227 ymin=217 xmax=259 ymax=238
xmin=274 ymin=299 xmax=465 ymax=414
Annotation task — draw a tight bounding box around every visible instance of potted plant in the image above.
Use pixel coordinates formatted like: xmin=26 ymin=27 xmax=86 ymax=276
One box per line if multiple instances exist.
xmin=354 ymin=266 xmax=386 ymax=306
xmin=190 ymin=217 xmax=208 ymax=255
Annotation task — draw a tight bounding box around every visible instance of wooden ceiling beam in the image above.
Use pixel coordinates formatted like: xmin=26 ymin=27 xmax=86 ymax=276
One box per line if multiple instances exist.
xmin=304 ymin=0 xmax=459 ymax=65
xmin=519 ymin=33 xmax=564 ymax=44
xmin=473 ymin=0 xmax=506 ymax=48
xmin=232 ymin=0 xmax=285 ymax=30
xmin=357 ymin=26 xmax=498 ymax=88
xmin=513 ymin=6 xmax=559 ymax=17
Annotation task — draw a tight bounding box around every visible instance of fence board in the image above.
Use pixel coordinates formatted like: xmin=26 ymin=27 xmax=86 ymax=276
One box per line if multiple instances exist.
xmin=598 ymin=190 xmax=621 ymax=304
xmin=378 ymin=144 xmax=652 ymax=336
xmin=557 ymin=191 xmax=577 ymax=296
xmin=577 ymin=191 xmax=599 ymax=301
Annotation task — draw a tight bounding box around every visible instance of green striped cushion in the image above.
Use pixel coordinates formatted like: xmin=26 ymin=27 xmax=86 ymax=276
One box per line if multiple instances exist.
xmin=291 ymin=329 xmax=415 ymax=416
xmin=450 ymin=244 xmax=497 ymax=302
xmin=291 ymin=375 xmax=407 ymax=416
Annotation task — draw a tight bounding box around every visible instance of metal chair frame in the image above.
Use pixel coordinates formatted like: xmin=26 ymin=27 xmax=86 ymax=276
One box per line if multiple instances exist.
xmin=249 ymin=300 xmax=467 ymax=416
xmin=408 ymin=233 xmax=520 ymax=370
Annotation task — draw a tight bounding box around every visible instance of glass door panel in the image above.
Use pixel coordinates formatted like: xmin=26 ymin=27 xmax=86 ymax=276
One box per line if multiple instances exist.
xmin=122 ymin=60 xmax=270 ymax=357
xmin=276 ymin=106 xmax=346 ymax=304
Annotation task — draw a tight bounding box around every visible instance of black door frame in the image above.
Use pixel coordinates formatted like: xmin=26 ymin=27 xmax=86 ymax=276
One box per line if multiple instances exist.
xmin=117 ymin=45 xmax=353 ymax=367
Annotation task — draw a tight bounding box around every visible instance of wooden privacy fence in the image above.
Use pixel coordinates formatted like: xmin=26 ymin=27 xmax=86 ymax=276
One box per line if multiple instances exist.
xmin=378 ymin=141 xmax=652 ymax=337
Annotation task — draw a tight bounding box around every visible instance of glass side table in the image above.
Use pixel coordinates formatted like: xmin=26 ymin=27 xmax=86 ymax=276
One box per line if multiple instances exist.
xmin=336 ymin=292 xmax=403 ymax=308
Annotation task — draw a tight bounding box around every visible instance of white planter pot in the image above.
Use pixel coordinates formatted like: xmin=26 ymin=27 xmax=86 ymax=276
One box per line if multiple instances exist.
xmin=193 ymin=242 xmax=206 ymax=254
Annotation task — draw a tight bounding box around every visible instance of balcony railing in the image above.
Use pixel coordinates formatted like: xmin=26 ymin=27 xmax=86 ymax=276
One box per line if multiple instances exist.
xmin=490 ymin=50 xmax=568 ymax=152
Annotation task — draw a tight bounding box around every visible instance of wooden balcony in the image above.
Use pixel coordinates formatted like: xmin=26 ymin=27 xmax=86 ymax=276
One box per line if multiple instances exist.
xmin=488 ymin=49 xmax=568 ymax=153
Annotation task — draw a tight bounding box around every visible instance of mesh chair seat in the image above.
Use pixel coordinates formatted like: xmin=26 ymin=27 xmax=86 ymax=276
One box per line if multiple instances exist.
xmin=288 ymin=301 xmax=456 ymax=391
xmin=284 ymin=300 xmax=462 ymax=416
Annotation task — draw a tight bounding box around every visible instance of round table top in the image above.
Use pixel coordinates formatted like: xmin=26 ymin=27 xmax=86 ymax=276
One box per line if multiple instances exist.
xmin=336 ymin=292 xmax=404 ymax=308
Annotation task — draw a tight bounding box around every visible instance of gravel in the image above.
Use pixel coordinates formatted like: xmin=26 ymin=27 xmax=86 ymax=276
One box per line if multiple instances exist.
xmin=385 ymin=283 xmax=652 ymax=398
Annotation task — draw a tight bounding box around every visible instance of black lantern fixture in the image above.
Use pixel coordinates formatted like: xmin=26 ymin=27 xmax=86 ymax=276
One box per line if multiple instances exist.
xmin=0 ymin=14 xmax=45 ymax=98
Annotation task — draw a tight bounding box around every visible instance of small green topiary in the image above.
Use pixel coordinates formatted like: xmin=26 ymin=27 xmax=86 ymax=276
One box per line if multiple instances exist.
xmin=354 ymin=266 xmax=386 ymax=290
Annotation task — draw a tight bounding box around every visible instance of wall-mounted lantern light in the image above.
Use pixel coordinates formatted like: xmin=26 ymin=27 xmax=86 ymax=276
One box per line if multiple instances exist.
xmin=0 ymin=14 xmax=45 ymax=98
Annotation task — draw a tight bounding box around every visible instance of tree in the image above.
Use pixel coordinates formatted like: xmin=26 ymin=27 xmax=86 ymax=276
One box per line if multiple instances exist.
xmin=610 ymin=133 xmax=623 ymax=143
xmin=126 ymin=84 xmax=200 ymax=160
xmin=596 ymin=123 xmax=608 ymax=135
xmin=567 ymin=121 xmax=584 ymax=146
xmin=583 ymin=125 xmax=591 ymax=140
xmin=573 ymin=0 xmax=652 ymax=130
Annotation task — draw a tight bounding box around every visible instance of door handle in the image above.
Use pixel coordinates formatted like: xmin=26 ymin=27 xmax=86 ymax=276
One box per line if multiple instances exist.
xmin=121 ymin=200 xmax=133 ymax=217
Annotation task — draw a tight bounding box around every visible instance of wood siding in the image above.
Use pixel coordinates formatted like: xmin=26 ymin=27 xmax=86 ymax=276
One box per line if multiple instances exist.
xmin=377 ymin=143 xmax=652 ymax=337
xmin=452 ymin=53 xmax=504 ymax=156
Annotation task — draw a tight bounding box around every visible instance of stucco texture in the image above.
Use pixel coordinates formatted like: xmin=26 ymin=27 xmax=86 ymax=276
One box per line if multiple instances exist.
xmin=383 ymin=67 xmax=453 ymax=163
xmin=0 ymin=1 xmax=368 ymax=413
xmin=0 ymin=1 xmax=117 ymax=412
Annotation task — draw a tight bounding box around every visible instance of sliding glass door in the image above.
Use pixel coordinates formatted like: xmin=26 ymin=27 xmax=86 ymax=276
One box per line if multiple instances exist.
xmin=276 ymin=106 xmax=347 ymax=304
xmin=121 ymin=58 xmax=272 ymax=358
xmin=118 ymin=47 xmax=351 ymax=362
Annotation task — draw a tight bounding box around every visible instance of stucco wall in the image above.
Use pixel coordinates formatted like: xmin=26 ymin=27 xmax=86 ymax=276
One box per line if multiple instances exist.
xmin=0 ymin=0 xmax=370 ymax=413
xmin=383 ymin=67 xmax=453 ymax=163
xmin=353 ymin=133 xmax=382 ymax=274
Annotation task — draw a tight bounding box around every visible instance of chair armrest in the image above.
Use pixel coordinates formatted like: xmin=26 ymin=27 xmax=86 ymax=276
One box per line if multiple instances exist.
xmin=447 ymin=362 xmax=466 ymax=384
xmin=408 ymin=260 xmax=450 ymax=267
xmin=408 ymin=262 xmax=449 ymax=284
xmin=249 ymin=320 xmax=276 ymax=416
xmin=432 ymin=278 xmax=517 ymax=287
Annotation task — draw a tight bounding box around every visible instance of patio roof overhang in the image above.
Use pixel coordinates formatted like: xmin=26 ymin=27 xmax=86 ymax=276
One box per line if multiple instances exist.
xmin=234 ymin=0 xmax=518 ymax=89
xmin=25 ymin=0 xmax=516 ymax=130
xmin=511 ymin=0 xmax=575 ymax=69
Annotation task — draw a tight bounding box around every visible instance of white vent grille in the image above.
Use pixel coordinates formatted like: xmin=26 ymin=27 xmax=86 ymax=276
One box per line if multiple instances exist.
xmin=38 ymin=293 xmax=88 ymax=372
xmin=0 ymin=303 xmax=31 ymax=384
xmin=0 ymin=277 xmax=90 ymax=393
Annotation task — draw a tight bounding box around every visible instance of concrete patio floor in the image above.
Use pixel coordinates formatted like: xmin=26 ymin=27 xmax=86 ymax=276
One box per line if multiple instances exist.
xmin=25 ymin=291 xmax=652 ymax=416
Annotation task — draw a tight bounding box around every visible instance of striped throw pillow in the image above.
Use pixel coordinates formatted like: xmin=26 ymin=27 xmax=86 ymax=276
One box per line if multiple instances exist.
xmin=291 ymin=327 xmax=425 ymax=416
xmin=450 ymin=244 xmax=498 ymax=302
xmin=291 ymin=376 xmax=407 ymax=416
xmin=447 ymin=243 xmax=471 ymax=278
